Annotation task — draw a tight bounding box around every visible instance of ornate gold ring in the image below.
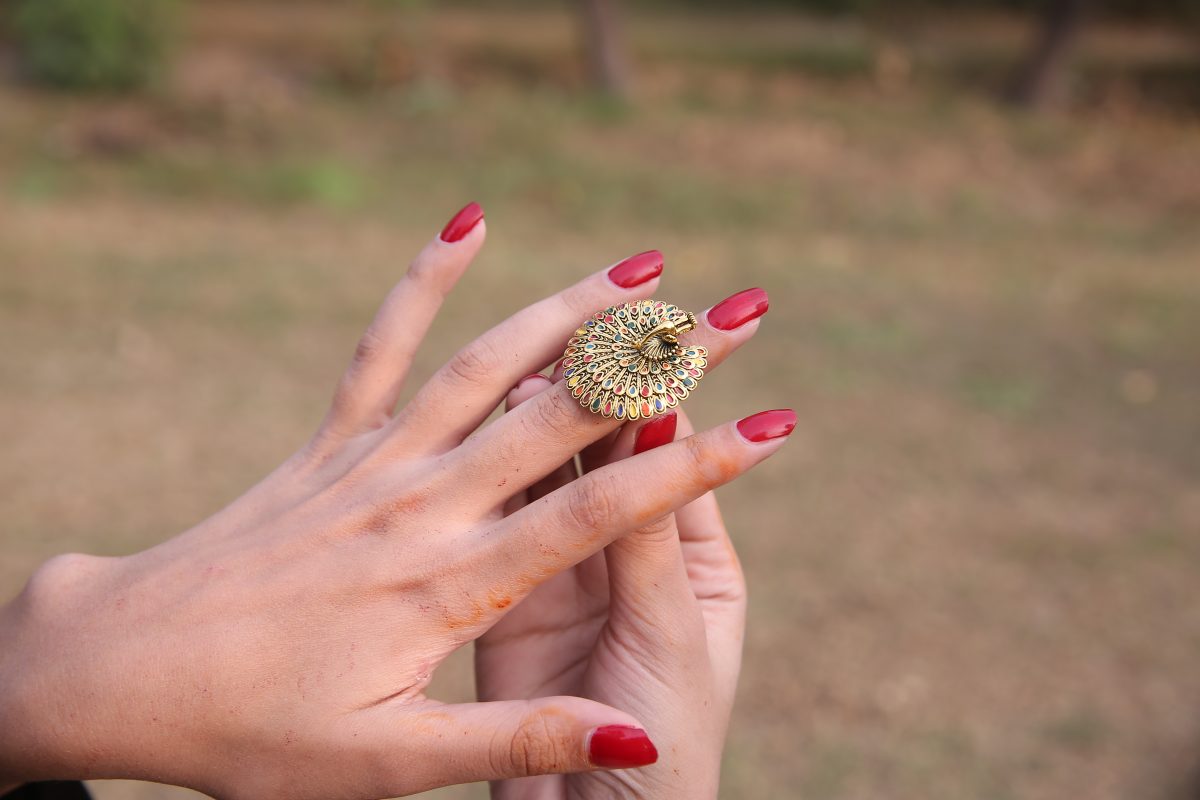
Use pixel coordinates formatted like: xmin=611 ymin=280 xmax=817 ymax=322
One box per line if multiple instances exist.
xmin=561 ymin=299 xmax=707 ymax=419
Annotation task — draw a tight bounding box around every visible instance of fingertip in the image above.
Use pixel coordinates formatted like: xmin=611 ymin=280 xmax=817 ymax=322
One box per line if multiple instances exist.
xmin=705 ymin=287 xmax=770 ymax=332
xmin=735 ymin=408 xmax=797 ymax=443
xmin=440 ymin=201 xmax=485 ymax=243
xmin=633 ymin=411 xmax=678 ymax=455
xmin=588 ymin=725 xmax=659 ymax=769
xmin=607 ymin=250 xmax=664 ymax=290
xmin=504 ymin=373 xmax=553 ymax=411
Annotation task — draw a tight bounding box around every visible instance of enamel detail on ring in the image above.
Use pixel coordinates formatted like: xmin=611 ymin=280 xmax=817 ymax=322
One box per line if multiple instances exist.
xmin=562 ymin=299 xmax=708 ymax=419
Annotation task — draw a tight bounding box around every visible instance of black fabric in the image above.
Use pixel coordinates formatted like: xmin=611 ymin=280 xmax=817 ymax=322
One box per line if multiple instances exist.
xmin=2 ymin=783 xmax=91 ymax=800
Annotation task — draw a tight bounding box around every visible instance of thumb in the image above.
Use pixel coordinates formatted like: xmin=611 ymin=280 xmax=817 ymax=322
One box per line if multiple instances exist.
xmin=398 ymin=697 xmax=658 ymax=789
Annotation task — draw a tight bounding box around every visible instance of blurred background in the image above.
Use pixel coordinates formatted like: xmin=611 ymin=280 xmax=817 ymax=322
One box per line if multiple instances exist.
xmin=2 ymin=0 xmax=1199 ymax=798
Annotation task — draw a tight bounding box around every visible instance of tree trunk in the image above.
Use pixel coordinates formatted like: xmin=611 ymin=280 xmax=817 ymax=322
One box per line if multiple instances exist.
xmin=1006 ymin=0 xmax=1087 ymax=109
xmin=577 ymin=0 xmax=630 ymax=98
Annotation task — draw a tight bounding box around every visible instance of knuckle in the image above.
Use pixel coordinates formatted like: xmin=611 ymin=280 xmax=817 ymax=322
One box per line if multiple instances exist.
xmin=564 ymin=471 xmax=621 ymax=534
xmin=684 ymin=434 xmax=737 ymax=486
xmin=637 ymin=513 xmax=676 ymax=543
xmin=522 ymin=387 xmax=584 ymax=445
xmin=504 ymin=710 xmax=572 ymax=776
xmin=405 ymin=251 xmax=440 ymax=285
xmin=557 ymin=281 xmax=596 ymax=318
xmin=443 ymin=338 xmax=502 ymax=389
xmin=352 ymin=327 xmax=387 ymax=368
xmin=406 ymin=248 xmax=460 ymax=296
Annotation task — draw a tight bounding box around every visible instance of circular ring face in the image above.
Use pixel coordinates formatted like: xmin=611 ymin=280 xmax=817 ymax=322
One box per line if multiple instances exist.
xmin=562 ymin=299 xmax=708 ymax=419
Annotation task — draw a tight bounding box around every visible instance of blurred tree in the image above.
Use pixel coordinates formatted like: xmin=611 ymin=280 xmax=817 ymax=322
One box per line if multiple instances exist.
xmin=577 ymin=0 xmax=631 ymax=98
xmin=11 ymin=0 xmax=175 ymax=91
xmin=1006 ymin=0 xmax=1089 ymax=108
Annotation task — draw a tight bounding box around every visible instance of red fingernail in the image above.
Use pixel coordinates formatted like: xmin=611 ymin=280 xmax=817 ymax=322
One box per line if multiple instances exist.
xmin=608 ymin=250 xmax=663 ymax=289
xmin=440 ymin=202 xmax=484 ymax=243
xmin=634 ymin=411 xmax=677 ymax=455
xmin=736 ymin=409 xmax=796 ymax=442
xmin=706 ymin=287 xmax=769 ymax=331
xmin=589 ymin=725 xmax=658 ymax=768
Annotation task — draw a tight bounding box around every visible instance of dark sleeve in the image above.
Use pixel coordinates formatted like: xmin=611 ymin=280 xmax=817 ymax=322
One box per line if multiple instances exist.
xmin=2 ymin=783 xmax=91 ymax=800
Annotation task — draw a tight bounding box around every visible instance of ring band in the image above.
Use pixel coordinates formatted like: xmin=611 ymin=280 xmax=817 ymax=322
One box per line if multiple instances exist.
xmin=562 ymin=299 xmax=707 ymax=419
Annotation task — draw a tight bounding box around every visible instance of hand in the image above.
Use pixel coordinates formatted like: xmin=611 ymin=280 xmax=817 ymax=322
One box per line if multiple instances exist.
xmin=478 ymin=289 xmax=786 ymax=800
xmin=0 ymin=204 xmax=791 ymax=800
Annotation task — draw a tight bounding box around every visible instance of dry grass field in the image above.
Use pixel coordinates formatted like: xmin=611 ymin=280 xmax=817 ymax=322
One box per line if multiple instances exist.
xmin=2 ymin=3 xmax=1200 ymax=798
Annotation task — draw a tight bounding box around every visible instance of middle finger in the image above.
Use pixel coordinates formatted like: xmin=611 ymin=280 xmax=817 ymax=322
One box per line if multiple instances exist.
xmin=448 ymin=287 xmax=770 ymax=514
xmin=395 ymin=251 xmax=664 ymax=454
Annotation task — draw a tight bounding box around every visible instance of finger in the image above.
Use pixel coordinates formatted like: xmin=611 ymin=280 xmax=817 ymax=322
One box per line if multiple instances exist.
xmin=620 ymin=409 xmax=745 ymax=604
xmin=479 ymin=409 xmax=797 ymax=599
xmin=597 ymin=413 xmax=706 ymax=659
xmin=505 ymin=373 xmax=553 ymax=412
xmin=605 ymin=515 xmax=707 ymax=668
xmin=452 ymin=286 xmax=770 ymax=511
xmin=397 ymin=250 xmax=665 ymax=454
xmin=578 ymin=427 xmax=622 ymax=475
xmin=545 ymin=285 xmax=767 ymax=385
xmin=323 ymin=202 xmax=487 ymax=439
xmin=671 ymin=408 xmax=743 ymax=583
xmin=387 ymin=698 xmax=658 ymax=791
xmin=597 ymin=412 xmax=705 ymax=638
xmin=662 ymin=408 xmax=747 ymax=688
xmin=500 ymin=373 xmax=573 ymax=516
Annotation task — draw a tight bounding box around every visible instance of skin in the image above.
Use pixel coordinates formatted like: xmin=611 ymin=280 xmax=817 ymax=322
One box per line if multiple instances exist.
xmin=480 ymin=393 xmax=747 ymax=800
xmin=0 ymin=217 xmax=786 ymax=799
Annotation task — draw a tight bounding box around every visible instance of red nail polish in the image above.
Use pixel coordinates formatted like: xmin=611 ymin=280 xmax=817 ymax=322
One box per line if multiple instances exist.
xmin=634 ymin=411 xmax=677 ymax=455
xmin=440 ymin=202 xmax=484 ymax=243
xmin=589 ymin=725 xmax=658 ymax=769
xmin=736 ymin=409 xmax=796 ymax=443
xmin=706 ymin=287 xmax=769 ymax=331
xmin=608 ymin=250 xmax=663 ymax=289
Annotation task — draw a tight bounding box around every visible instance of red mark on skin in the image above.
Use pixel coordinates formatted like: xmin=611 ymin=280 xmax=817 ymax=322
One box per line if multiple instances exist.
xmin=486 ymin=586 xmax=517 ymax=612
xmin=360 ymin=490 xmax=429 ymax=536
xmin=443 ymin=595 xmax=486 ymax=630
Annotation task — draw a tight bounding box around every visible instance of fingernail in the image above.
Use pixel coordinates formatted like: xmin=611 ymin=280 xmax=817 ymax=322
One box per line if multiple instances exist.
xmin=608 ymin=250 xmax=663 ymax=289
xmin=517 ymin=373 xmax=548 ymax=387
xmin=589 ymin=725 xmax=658 ymax=769
xmin=634 ymin=411 xmax=677 ymax=455
xmin=440 ymin=201 xmax=484 ymax=243
xmin=706 ymin=287 xmax=769 ymax=331
xmin=736 ymin=409 xmax=797 ymax=443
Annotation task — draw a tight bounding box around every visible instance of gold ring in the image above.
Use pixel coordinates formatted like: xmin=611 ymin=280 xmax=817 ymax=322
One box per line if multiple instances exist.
xmin=562 ymin=299 xmax=708 ymax=419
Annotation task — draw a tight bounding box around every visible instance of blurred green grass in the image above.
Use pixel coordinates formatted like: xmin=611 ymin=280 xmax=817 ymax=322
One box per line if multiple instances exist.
xmin=2 ymin=3 xmax=1200 ymax=799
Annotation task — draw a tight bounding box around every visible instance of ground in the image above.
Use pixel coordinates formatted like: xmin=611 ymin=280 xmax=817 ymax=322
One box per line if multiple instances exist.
xmin=1 ymin=3 xmax=1199 ymax=799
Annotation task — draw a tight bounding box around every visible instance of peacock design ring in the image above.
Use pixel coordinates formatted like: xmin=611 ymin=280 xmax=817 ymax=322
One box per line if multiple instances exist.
xmin=561 ymin=299 xmax=708 ymax=419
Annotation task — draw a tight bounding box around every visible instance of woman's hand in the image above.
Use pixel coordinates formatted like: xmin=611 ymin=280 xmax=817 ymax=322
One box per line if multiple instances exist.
xmin=478 ymin=289 xmax=786 ymax=799
xmin=0 ymin=204 xmax=791 ymax=799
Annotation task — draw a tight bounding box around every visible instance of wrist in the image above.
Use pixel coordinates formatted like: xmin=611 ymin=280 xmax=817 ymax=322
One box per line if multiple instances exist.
xmin=0 ymin=554 xmax=114 ymax=784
